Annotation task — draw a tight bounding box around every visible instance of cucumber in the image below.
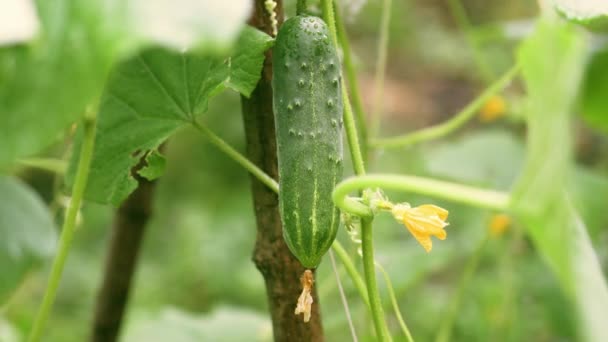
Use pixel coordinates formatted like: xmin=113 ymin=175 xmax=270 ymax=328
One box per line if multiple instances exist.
xmin=273 ymin=15 xmax=343 ymax=268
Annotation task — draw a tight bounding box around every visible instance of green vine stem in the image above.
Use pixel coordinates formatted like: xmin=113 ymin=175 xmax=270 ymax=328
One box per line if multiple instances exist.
xmin=296 ymin=0 xmax=307 ymax=15
xmin=447 ymin=0 xmax=494 ymax=82
xmin=332 ymin=241 xmax=370 ymax=307
xmin=323 ymin=1 xmax=392 ymax=340
xmin=435 ymin=235 xmax=489 ymax=342
xmin=192 ymin=120 xmax=278 ymax=194
xmin=370 ymin=64 xmax=519 ymax=149
xmin=17 ymin=158 xmax=68 ymax=174
xmin=360 ymin=218 xmax=391 ymax=341
xmin=370 ymin=0 xmax=392 ymax=138
xmin=322 ymin=0 xmax=367 ymax=176
xmin=333 ymin=174 xmax=510 ymax=218
xmin=376 ymin=263 xmax=414 ymax=342
xmin=28 ymin=106 xmax=99 ymax=342
xmin=334 ymin=3 xmax=368 ymax=159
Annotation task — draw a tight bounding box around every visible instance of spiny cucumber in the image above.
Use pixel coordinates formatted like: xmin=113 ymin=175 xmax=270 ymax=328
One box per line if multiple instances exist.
xmin=273 ymin=15 xmax=343 ymax=268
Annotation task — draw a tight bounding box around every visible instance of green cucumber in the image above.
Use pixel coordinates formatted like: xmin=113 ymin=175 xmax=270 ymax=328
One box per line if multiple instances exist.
xmin=273 ymin=15 xmax=343 ymax=269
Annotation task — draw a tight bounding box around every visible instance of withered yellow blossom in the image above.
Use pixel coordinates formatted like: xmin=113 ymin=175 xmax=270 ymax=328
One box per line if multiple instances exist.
xmin=392 ymin=204 xmax=449 ymax=252
xmin=479 ymin=95 xmax=507 ymax=122
xmin=488 ymin=214 xmax=511 ymax=237
xmin=295 ymin=270 xmax=314 ymax=322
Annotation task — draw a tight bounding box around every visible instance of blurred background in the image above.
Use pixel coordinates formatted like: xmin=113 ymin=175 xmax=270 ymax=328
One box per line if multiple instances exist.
xmin=3 ymin=0 xmax=608 ymax=341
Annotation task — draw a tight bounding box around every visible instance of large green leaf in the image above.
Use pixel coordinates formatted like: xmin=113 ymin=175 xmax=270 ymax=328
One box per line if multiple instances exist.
xmin=513 ymin=19 xmax=608 ymax=342
xmin=69 ymin=27 xmax=273 ymax=205
xmin=0 ymin=0 xmax=129 ymax=168
xmin=0 ymin=176 xmax=57 ymax=303
xmin=580 ymin=47 xmax=608 ymax=134
xmin=0 ymin=0 xmax=254 ymax=168
xmin=424 ymin=129 xmax=525 ymax=190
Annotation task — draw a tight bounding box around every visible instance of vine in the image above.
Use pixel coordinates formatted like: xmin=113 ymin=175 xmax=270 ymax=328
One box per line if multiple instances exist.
xmin=28 ymin=104 xmax=99 ymax=342
xmin=371 ymin=64 xmax=519 ymax=149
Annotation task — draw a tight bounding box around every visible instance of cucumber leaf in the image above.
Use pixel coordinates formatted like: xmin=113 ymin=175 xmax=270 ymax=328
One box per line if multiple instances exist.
xmin=0 ymin=176 xmax=57 ymax=304
xmin=0 ymin=0 xmax=253 ymax=168
xmin=0 ymin=0 xmax=129 ymax=168
xmin=580 ymin=47 xmax=608 ymax=134
xmin=68 ymin=27 xmax=273 ymax=205
xmin=123 ymin=307 xmax=271 ymax=342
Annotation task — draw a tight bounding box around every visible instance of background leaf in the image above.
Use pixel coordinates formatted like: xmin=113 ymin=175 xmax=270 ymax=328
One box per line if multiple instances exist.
xmin=0 ymin=176 xmax=57 ymax=303
xmin=0 ymin=0 xmax=129 ymax=168
xmin=424 ymin=129 xmax=525 ymax=190
xmin=580 ymin=47 xmax=608 ymax=134
xmin=512 ymin=18 xmax=608 ymax=342
xmin=68 ymin=27 xmax=273 ymax=205
xmin=0 ymin=0 xmax=255 ymax=168
xmin=554 ymin=0 xmax=608 ymax=31
xmin=122 ymin=307 xmax=271 ymax=342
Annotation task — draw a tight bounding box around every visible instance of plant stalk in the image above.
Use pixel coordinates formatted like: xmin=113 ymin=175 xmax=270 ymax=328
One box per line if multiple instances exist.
xmin=241 ymin=1 xmax=325 ymax=340
xmin=28 ymin=106 xmax=98 ymax=342
xmin=334 ymin=3 xmax=368 ymax=161
xmin=192 ymin=120 xmax=278 ymax=194
xmin=333 ymin=174 xmax=510 ymax=218
xmin=371 ymin=64 xmax=519 ymax=149
xmin=322 ymin=1 xmax=391 ymax=339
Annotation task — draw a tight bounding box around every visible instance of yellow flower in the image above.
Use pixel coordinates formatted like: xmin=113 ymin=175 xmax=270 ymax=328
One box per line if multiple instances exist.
xmin=488 ymin=214 xmax=511 ymax=237
xmin=392 ymin=204 xmax=449 ymax=252
xmin=479 ymin=95 xmax=507 ymax=122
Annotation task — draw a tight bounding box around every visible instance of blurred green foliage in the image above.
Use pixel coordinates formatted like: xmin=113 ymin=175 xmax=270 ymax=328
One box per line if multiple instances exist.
xmin=2 ymin=0 xmax=608 ymax=341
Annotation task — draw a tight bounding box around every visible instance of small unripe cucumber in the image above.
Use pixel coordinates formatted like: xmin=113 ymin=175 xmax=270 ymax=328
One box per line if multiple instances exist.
xmin=273 ymin=15 xmax=343 ymax=268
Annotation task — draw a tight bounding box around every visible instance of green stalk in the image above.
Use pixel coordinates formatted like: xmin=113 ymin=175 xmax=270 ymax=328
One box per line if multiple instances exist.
xmin=28 ymin=106 xmax=98 ymax=342
xmin=377 ymin=263 xmax=414 ymax=342
xmin=435 ymin=235 xmax=489 ymax=342
xmin=360 ymin=218 xmax=390 ymax=341
xmin=341 ymin=84 xmax=367 ymax=176
xmin=371 ymin=64 xmax=519 ymax=149
xmin=17 ymin=158 xmax=67 ymax=174
xmin=332 ymin=241 xmax=370 ymax=307
xmin=296 ymin=0 xmax=307 ymax=15
xmin=370 ymin=0 xmax=392 ymax=138
xmin=192 ymin=120 xmax=278 ymax=194
xmin=334 ymin=3 xmax=368 ymax=159
xmin=322 ymin=1 xmax=390 ymax=340
xmin=333 ymin=174 xmax=510 ymax=217
xmin=322 ymin=0 xmax=366 ymax=175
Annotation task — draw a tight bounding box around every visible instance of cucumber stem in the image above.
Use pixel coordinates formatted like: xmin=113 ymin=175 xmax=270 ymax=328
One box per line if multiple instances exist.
xmin=371 ymin=64 xmax=519 ymax=149
xmin=334 ymin=3 xmax=369 ymax=162
xmin=322 ymin=1 xmax=392 ymax=340
xmin=28 ymin=104 xmax=99 ymax=342
xmin=192 ymin=120 xmax=279 ymax=194
xmin=333 ymin=174 xmax=510 ymax=217
xmin=296 ymin=0 xmax=307 ymax=15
